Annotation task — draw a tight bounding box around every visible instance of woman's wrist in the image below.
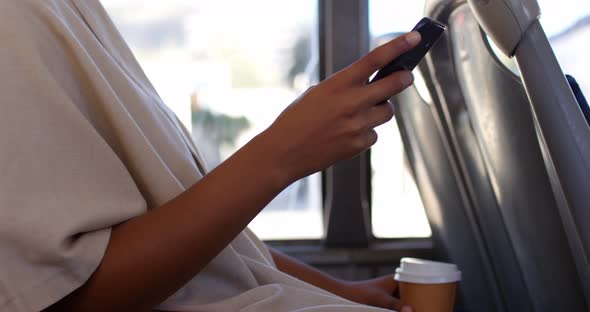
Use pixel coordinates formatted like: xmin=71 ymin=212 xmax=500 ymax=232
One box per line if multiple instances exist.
xmin=324 ymin=278 xmax=356 ymax=300
xmin=246 ymin=129 xmax=297 ymax=191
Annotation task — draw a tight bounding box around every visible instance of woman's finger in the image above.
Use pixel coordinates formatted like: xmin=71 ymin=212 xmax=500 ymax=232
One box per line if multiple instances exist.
xmin=401 ymin=305 xmax=413 ymax=312
xmin=359 ymin=70 xmax=414 ymax=107
xmin=361 ymin=99 xmax=395 ymax=130
xmin=375 ymin=275 xmax=398 ymax=294
xmin=340 ymin=32 xmax=421 ymax=85
xmin=353 ymin=129 xmax=378 ymax=151
xmin=382 ymin=296 xmax=402 ymax=311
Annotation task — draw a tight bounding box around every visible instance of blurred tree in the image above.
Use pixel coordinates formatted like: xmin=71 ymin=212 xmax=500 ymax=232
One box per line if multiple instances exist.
xmin=192 ymin=109 xmax=250 ymax=146
xmin=286 ymin=28 xmax=312 ymax=87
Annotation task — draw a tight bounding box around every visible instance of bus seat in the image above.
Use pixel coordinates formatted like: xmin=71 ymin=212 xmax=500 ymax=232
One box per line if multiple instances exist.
xmin=467 ymin=0 xmax=590 ymax=308
xmin=390 ymin=0 xmax=588 ymax=310
xmin=448 ymin=4 xmax=586 ymax=310
xmin=566 ymin=75 xmax=590 ymax=126
xmin=393 ymin=82 xmax=500 ymax=312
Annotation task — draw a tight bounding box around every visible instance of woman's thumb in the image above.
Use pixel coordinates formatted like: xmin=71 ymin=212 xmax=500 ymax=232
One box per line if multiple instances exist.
xmin=400 ymin=306 xmax=413 ymax=312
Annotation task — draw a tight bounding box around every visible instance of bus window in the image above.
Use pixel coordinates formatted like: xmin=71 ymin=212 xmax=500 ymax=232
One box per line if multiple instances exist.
xmin=101 ymin=0 xmax=323 ymax=241
xmin=538 ymin=0 xmax=590 ymax=97
xmin=369 ymin=0 xmax=432 ymax=238
xmin=481 ymin=0 xmax=589 ymax=98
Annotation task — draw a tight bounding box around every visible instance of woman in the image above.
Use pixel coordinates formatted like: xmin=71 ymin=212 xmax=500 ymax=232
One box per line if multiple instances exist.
xmin=0 ymin=0 xmax=419 ymax=311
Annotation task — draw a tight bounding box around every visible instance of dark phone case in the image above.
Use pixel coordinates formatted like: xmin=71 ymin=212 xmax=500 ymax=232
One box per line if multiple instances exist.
xmin=368 ymin=17 xmax=446 ymax=84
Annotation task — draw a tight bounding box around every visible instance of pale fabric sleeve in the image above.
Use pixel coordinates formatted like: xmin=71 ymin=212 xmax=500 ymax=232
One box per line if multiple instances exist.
xmin=0 ymin=1 xmax=147 ymax=311
xmin=0 ymin=1 xmax=398 ymax=312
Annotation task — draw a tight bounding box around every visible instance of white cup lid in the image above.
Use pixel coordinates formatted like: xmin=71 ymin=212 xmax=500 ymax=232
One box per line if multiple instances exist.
xmin=394 ymin=258 xmax=461 ymax=284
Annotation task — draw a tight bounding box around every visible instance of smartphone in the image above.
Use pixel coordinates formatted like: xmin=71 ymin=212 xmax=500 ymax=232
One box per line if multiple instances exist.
xmin=368 ymin=17 xmax=446 ymax=84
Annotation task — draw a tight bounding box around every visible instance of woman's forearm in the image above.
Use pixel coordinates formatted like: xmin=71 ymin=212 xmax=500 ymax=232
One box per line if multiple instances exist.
xmin=46 ymin=131 xmax=290 ymax=312
xmin=270 ymin=248 xmax=346 ymax=295
xmin=45 ymin=31 xmax=420 ymax=312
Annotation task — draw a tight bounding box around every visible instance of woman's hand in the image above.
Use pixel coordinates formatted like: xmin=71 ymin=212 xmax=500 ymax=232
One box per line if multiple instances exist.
xmin=264 ymin=31 xmax=421 ymax=183
xmin=337 ymin=276 xmax=412 ymax=312
xmin=269 ymin=249 xmax=413 ymax=312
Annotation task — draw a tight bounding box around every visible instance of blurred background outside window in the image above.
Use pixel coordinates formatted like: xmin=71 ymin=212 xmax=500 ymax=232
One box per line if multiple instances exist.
xmin=101 ymin=0 xmax=589 ymax=241
xmin=486 ymin=0 xmax=590 ymax=96
xmin=101 ymin=0 xmax=322 ymax=240
xmin=488 ymin=1 xmax=590 ymax=95
xmin=539 ymin=0 xmax=590 ymax=96
xmin=369 ymin=0 xmax=432 ymax=239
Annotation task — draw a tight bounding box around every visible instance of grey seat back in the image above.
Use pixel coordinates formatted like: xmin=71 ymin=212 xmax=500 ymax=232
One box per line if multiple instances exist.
xmin=467 ymin=0 xmax=590 ymax=306
xmin=391 ymin=0 xmax=588 ymax=310
xmin=512 ymin=13 xmax=590 ymax=308
xmin=447 ymin=4 xmax=586 ymax=310
xmin=393 ymin=80 xmax=500 ymax=312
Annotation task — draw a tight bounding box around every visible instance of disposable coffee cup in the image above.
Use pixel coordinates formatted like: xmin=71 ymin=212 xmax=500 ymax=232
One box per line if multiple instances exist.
xmin=394 ymin=258 xmax=461 ymax=312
